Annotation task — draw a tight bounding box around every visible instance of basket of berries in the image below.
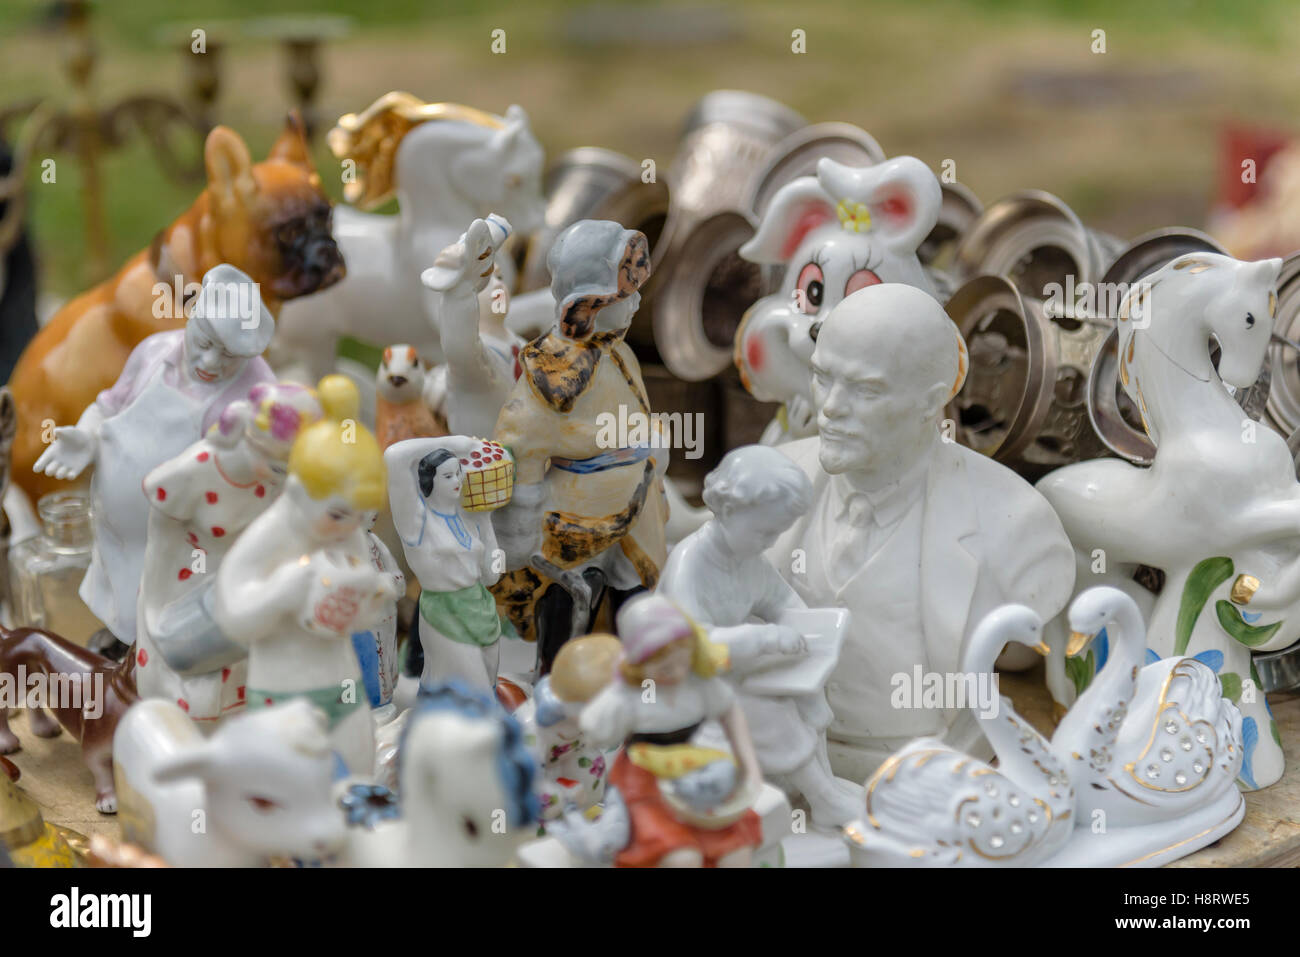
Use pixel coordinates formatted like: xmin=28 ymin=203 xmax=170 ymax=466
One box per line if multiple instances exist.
xmin=459 ymin=438 xmax=514 ymax=512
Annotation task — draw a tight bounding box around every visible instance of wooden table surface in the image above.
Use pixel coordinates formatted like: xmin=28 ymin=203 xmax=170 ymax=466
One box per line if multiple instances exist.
xmin=6 ymin=666 xmax=1299 ymax=866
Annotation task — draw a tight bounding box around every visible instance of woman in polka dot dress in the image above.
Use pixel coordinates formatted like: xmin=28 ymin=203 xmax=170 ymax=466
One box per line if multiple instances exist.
xmin=135 ymin=382 xmax=322 ymax=726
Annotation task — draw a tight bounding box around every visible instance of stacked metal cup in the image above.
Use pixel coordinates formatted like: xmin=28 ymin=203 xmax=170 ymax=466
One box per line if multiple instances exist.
xmin=516 ymin=147 xmax=671 ymax=298
xmin=646 ymin=90 xmax=807 ymax=381
xmin=942 ymin=192 xmax=1258 ymax=478
xmin=1263 ymin=250 xmax=1300 ymax=439
xmin=1085 ymin=228 xmax=1231 ymax=465
xmin=944 ymin=192 xmax=1122 ymax=478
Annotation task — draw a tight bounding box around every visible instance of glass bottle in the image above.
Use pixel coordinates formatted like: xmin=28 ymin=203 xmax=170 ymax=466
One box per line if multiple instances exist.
xmin=8 ymin=491 xmax=103 ymax=646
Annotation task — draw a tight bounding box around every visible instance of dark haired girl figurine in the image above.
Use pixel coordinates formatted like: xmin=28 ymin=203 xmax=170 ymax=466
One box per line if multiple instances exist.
xmin=384 ymin=436 xmax=507 ymax=691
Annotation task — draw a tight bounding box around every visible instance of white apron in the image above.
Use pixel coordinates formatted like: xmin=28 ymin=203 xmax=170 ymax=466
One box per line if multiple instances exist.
xmin=80 ymin=371 xmax=207 ymax=642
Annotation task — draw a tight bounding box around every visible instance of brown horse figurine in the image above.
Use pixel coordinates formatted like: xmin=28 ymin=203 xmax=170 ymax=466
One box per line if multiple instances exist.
xmin=0 ymin=627 xmax=138 ymax=813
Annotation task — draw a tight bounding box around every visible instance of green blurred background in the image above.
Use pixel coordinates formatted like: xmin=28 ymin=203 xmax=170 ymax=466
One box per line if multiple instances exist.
xmin=3 ymin=0 xmax=1299 ymax=296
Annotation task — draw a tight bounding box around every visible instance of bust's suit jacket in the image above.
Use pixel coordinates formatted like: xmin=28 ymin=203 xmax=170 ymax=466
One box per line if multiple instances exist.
xmin=772 ymin=435 xmax=1075 ymax=777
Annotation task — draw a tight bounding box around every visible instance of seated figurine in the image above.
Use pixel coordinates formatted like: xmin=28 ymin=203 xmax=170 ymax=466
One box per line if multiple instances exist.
xmin=770 ymin=283 xmax=1075 ymax=783
xmin=33 ymin=264 xmax=276 ymax=652
xmin=659 ymin=444 xmax=861 ymax=828
xmin=569 ymin=594 xmax=765 ymax=868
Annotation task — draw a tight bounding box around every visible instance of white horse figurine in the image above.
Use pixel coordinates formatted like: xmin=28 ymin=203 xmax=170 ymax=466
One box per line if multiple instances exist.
xmin=733 ymin=156 xmax=942 ymax=445
xmin=342 ymin=681 xmax=538 ymax=867
xmin=112 ymin=698 xmax=346 ymax=867
xmin=1037 ymin=253 xmax=1295 ymax=789
xmin=270 ymin=93 xmax=547 ymax=399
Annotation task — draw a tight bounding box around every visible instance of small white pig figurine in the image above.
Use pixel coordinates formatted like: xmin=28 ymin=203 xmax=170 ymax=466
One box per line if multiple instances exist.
xmin=112 ymin=698 xmax=346 ymax=867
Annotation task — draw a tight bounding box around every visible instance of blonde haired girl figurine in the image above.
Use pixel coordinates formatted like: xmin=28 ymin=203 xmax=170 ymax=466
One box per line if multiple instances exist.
xmin=136 ymin=382 xmax=323 ymax=727
xmin=212 ymin=376 xmax=399 ymax=773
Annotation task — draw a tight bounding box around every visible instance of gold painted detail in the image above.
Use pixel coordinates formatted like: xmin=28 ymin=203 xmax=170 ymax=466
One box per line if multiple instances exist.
xmin=328 ymin=92 xmax=505 ymax=209
xmin=1230 ymin=574 xmax=1259 ymax=606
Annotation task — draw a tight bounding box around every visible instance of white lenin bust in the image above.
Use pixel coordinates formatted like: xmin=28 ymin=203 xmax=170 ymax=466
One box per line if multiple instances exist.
xmin=770 ymin=283 xmax=1075 ymax=784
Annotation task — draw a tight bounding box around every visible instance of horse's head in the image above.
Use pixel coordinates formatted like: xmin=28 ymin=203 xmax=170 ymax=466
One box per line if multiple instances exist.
xmin=330 ymin=94 xmax=545 ymax=233
xmin=734 ymin=157 xmax=941 ymax=410
xmin=1120 ymin=253 xmax=1282 ymax=396
xmin=399 ymin=681 xmax=538 ymax=866
xmin=153 ymin=700 xmax=345 ymax=861
xmin=442 ymin=105 xmax=545 ymax=235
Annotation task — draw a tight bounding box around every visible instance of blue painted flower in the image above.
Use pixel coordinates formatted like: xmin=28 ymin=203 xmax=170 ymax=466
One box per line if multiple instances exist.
xmin=1238 ymin=717 xmax=1259 ymax=791
xmin=1191 ymin=649 xmax=1223 ymax=673
xmin=339 ymin=783 xmax=401 ymax=829
xmin=1241 ymin=610 xmax=1263 ymax=624
xmin=1143 ymin=648 xmax=1223 ymax=673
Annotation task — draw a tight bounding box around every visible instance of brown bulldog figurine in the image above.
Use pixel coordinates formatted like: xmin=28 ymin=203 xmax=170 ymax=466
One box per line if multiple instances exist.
xmin=0 ymin=627 xmax=139 ymax=813
xmin=9 ymin=112 xmax=345 ymax=501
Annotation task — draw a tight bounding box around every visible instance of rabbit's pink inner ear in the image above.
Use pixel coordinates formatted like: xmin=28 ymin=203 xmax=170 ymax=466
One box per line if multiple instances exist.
xmin=781 ymin=204 xmax=835 ymax=260
xmin=875 ymin=188 xmax=914 ymax=229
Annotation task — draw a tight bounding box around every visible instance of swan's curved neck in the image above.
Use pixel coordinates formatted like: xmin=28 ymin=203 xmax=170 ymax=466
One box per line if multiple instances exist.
xmin=961 ymin=628 xmax=1061 ymax=788
xmin=1054 ymin=603 xmax=1144 ymax=773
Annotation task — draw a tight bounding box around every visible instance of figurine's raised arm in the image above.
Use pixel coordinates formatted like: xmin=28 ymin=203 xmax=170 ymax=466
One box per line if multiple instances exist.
xmin=421 ymin=216 xmax=517 ymax=438
xmin=384 ymin=435 xmax=479 ymax=547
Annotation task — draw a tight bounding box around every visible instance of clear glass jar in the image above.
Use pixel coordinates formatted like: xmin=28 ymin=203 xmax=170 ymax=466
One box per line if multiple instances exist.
xmin=8 ymin=491 xmax=103 ymax=646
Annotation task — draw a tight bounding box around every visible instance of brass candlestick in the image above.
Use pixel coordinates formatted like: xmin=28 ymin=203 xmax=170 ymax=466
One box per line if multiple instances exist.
xmin=0 ymin=0 xmax=207 ymax=284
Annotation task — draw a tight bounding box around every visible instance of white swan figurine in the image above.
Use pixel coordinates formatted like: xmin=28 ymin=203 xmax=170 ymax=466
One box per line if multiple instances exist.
xmin=1045 ymin=586 xmax=1245 ymax=867
xmin=842 ymin=605 xmax=1074 ymax=867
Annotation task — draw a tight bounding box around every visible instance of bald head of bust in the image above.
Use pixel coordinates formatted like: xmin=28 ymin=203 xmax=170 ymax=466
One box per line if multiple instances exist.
xmin=810 ymin=283 xmax=967 ymax=479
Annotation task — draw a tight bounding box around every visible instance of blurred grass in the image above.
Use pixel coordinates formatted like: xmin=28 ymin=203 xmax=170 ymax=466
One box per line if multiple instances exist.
xmin=3 ymin=0 xmax=1300 ymax=297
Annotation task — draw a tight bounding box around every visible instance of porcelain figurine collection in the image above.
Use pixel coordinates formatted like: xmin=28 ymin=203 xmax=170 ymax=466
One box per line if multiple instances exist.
xmin=0 ymin=90 xmax=1293 ymax=870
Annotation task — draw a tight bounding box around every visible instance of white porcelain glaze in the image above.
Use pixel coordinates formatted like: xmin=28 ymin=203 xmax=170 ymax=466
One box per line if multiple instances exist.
xmin=211 ymin=377 xmax=397 ymax=774
xmin=136 ymin=382 xmax=322 ymax=725
xmin=660 ymin=444 xmax=861 ymax=827
xmin=342 ymin=681 xmax=538 ymax=867
xmin=770 ymin=283 xmax=1075 ymax=783
xmin=32 ymin=265 xmax=275 ymax=645
xmin=113 ymin=698 xmax=345 ymax=867
xmin=384 ymin=434 xmax=506 ymax=692
xmin=843 ymin=604 xmax=1072 ymax=867
xmin=1037 ymin=253 xmax=1292 ymax=788
xmin=422 ymin=215 xmax=522 ymax=439
xmin=735 ymin=157 xmax=942 ymax=445
xmin=271 ymin=96 xmax=547 ymax=392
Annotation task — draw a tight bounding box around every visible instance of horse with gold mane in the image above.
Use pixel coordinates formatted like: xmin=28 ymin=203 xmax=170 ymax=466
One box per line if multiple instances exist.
xmin=270 ymin=92 xmax=547 ymax=401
